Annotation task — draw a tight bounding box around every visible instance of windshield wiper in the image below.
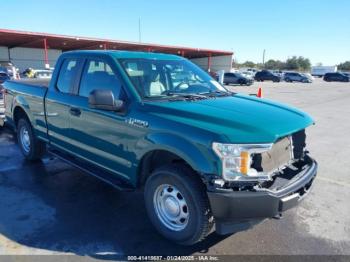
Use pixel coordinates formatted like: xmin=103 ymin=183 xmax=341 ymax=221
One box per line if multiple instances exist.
xmin=162 ymin=91 xmax=208 ymax=100
xmin=200 ymin=90 xmax=234 ymax=97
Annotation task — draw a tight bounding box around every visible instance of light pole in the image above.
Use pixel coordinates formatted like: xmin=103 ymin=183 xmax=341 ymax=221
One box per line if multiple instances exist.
xmin=262 ymin=49 xmax=266 ymax=67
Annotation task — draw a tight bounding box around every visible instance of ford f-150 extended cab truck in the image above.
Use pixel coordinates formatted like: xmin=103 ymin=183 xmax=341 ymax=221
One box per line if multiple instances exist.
xmin=3 ymin=51 xmax=317 ymax=245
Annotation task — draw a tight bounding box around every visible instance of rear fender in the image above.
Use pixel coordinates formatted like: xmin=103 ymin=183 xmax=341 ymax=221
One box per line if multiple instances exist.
xmin=12 ymin=96 xmax=35 ymax=128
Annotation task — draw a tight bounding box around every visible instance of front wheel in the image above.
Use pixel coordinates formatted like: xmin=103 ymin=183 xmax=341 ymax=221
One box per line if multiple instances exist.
xmin=238 ymin=79 xmax=245 ymax=86
xmin=144 ymin=164 xmax=213 ymax=245
xmin=17 ymin=118 xmax=45 ymax=160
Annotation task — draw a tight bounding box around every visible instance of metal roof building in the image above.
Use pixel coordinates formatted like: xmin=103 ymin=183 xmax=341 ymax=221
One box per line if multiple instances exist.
xmin=0 ymin=28 xmax=234 ymax=72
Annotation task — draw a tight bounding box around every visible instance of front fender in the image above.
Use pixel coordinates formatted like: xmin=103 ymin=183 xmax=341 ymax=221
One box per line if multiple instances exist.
xmin=140 ymin=132 xmax=218 ymax=175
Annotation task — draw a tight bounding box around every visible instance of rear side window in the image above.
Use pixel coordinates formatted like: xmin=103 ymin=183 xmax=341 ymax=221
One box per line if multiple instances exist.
xmin=79 ymin=59 xmax=122 ymax=98
xmin=56 ymin=59 xmax=81 ymax=93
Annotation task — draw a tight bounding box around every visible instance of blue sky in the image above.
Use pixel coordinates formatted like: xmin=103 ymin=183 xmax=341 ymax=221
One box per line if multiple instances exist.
xmin=1 ymin=0 xmax=349 ymax=65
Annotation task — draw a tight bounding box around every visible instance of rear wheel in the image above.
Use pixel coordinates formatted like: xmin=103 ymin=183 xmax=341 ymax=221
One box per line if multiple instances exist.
xmin=17 ymin=118 xmax=45 ymax=160
xmin=144 ymin=164 xmax=213 ymax=245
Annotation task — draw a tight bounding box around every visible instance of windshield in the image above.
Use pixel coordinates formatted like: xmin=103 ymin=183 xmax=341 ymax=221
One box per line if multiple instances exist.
xmin=118 ymin=58 xmax=227 ymax=98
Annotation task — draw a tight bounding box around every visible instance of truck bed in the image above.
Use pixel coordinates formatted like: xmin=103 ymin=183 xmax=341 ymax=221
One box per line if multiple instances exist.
xmin=11 ymin=78 xmax=50 ymax=88
xmin=4 ymin=79 xmax=49 ymax=140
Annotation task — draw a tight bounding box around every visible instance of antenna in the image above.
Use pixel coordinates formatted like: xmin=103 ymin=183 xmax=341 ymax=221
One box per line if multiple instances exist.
xmin=138 ymin=17 xmax=142 ymax=43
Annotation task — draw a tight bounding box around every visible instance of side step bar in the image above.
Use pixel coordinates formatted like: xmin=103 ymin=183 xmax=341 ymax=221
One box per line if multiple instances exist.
xmin=48 ymin=148 xmax=134 ymax=192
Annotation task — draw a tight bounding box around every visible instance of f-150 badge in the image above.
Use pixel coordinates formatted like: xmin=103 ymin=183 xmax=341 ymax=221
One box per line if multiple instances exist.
xmin=125 ymin=118 xmax=149 ymax=128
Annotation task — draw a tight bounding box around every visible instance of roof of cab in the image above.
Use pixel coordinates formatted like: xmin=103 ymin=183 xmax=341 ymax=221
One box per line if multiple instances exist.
xmin=63 ymin=50 xmax=184 ymax=60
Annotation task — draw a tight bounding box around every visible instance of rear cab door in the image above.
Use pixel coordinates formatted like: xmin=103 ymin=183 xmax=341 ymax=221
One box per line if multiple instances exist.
xmin=46 ymin=56 xmax=84 ymax=151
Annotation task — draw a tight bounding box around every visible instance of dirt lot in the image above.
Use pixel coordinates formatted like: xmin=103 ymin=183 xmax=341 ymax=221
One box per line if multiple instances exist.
xmin=0 ymin=78 xmax=349 ymax=258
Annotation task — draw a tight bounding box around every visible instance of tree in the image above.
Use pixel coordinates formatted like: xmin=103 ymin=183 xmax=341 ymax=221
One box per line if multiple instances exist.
xmin=285 ymin=56 xmax=311 ymax=71
xmin=297 ymin=56 xmax=311 ymax=71
xmin=233 ymin=56 xmax=312 ymax=71
xmin=338 ymin=61 xmax=350 ymax=71
xmin=264 ymin=59 xmax=284 ymax=70
xmin=240 ymin=61 xmax=256 ymax=68
xmin=285 ymin=56 xmax=299 ymax=70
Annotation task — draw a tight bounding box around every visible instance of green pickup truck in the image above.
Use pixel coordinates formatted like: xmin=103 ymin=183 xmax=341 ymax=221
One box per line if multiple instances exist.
xmin=3 ymin=51 xmax=317 ymax=245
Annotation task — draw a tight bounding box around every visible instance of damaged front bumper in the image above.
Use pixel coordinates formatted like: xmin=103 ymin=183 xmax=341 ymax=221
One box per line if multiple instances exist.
xmin=207 ymin=155 xmax=318 ymax=235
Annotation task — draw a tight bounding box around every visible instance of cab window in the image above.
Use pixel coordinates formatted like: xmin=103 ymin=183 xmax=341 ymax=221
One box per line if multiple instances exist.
xmin=56 ymin=59 xmax=81 ymax=93
xmin=79 ymin=59 xmax=122 ymax=99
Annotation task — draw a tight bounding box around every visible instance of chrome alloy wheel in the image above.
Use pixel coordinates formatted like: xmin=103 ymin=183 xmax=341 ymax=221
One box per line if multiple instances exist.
xmin=20 ymin=125 xmax=31 ymax=153
xmin=153 ymin=184 xmax=189 ymax=231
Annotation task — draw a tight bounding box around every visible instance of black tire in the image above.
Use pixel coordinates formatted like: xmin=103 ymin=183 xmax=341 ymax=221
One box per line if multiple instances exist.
xmin=144 ymin=164 xmax=214 ymax=245
xmin=17 ymin=118 xmax=45 ymax=161
xmin=285 ymin=78 xmax=291 ymax=82
xmin=238 ymin=79 xmax=245 ymax=86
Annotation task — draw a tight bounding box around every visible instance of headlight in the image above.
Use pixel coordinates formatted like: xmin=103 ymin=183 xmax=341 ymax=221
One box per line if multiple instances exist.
xmin=212 ymin=142 xmax=273 ymax=182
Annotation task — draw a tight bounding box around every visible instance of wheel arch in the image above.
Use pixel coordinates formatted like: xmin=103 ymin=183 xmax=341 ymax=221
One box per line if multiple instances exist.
xmin=13 ymin=105 xmax=32 ymax=129
xmin=136 ymin=134 xmax=217 ymax=188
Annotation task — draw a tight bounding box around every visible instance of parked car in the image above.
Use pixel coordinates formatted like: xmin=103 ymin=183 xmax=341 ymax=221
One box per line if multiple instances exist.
xmin=284 ymin=72 xmax=312 ymax=83
xmin=254 ymin=70 xmax=281 ymax=82
xmin=303 ymin=73 xmax=314 ymax=80
xmin=272 ymin=70 xmax=284 ymax=78
xmin=0 ymin=81 xmax=6 ymax=122
xmin=246 ymin=68 xmax=258 ymax=74
xmin=0 ymin=71 xmax=10 ymax=84
xmin=240 ymin=71 xmax=255 ymax=79
xmin=34 ymin=69 xmax=53 ymax=79
xmin=224 ymin=72 xmax=254 ymax=86
xmin=323 ymin=72 xmax=350 ymax=82
xmin=0 ymin=61 xmax=19 ymax=80
xmin=208 ymin=71 xmax=219 ymax=81
xmin=3 ymin=51 xmax=317 ymax=245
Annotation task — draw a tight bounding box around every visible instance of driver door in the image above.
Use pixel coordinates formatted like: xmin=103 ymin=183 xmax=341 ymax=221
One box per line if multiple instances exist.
xmin=67 ymin=58 xmax=132 ymax=179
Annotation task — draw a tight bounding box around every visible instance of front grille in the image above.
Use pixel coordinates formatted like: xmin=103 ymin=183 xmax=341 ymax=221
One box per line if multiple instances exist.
xmin=252 ymin=129 xmax=306 ymax=174
xmin=292 ymin=129 xmax=306 ymax=159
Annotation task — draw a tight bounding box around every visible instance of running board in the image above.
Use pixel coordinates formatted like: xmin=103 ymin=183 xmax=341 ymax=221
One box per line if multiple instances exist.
xmin=48 ymin=148 xmax=134 ymax=191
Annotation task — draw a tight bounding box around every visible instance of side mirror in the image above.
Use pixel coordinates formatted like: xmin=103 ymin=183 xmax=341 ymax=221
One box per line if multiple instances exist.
xmin=88 ymin=89 xmax=124 ymax=111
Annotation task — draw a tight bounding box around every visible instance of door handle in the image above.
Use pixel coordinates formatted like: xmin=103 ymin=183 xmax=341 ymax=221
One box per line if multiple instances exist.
xmin=69 ymin=107 xmax=81 ymax=117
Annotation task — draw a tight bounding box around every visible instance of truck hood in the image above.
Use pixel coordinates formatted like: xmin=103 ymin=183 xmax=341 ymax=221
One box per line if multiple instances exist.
xmin=145 ymin=94 xmax=314 ymax=143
